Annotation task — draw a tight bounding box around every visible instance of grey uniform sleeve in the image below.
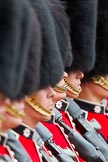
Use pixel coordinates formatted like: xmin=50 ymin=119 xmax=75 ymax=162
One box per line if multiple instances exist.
xmin=0 ymin=155 xmax=13 ymax=162
xmin=6 ymin=130 xmax=32 ymax=162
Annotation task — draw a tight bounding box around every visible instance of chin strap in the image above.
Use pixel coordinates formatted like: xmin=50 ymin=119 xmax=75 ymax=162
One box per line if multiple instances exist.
xmin=6 ymin=105 xmax=25 ymax=118
xmin=53 ymin=85 xmax=67 ymax=93
xmin=0 ymin=115 xmax=4 ymax=129
xmin=92 ymin=76 xmax=108 ymax=90
xmin=26 ymin=96 xmax=53 ymax=117
xmin=64 ymin=77 xmax=82 ymax=95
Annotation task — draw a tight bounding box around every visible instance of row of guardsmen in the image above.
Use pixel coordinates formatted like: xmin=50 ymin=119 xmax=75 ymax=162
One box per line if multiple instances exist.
xmin=1 ymin=0 xmax=108 ymax=162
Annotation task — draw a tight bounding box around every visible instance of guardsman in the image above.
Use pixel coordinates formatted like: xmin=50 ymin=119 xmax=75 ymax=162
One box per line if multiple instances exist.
xmin=74 ymin=0 xmax=108 ymax=146
xmin=56 ymin=0 xmax=108 ymax=159
xmin=0 ymin=0 xmax=41 ymax=161
xmin=5 ymin=0 xmax=43 ymax=161
xmin=39 ymin=0 xmax=81 ymax=161
xmin=57 ymin=0 xmax=97 ymax=123
xmin=8 ymin=0 xmax=65 ymax=162
xmin=56 ymin=1 xmax=108 ymax=161
xmin=52 ymin=0 xmax=101 ymax=161
xmin=18 ymin=0 xmax=78 ymax=161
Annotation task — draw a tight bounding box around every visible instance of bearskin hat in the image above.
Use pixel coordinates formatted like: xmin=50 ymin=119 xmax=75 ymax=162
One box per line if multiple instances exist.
xmin=0 ymin=0 xmax=36 ymax=99
xmin=18 ymin=2 xmax=42 ymax=98
xmin=64 ymin=0 xmax=97 ymax=73
xmin=83 ymin=0 xmax=108 ymax=82
xmin=29 ymin=0 xmax=64 ymax=89
xmin=47 ymin=0 xmax=73 ymax=68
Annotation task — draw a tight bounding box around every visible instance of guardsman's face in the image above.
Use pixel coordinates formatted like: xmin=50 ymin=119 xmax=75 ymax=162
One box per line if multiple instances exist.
xmin=0 ymin=97 xmax=25 ymax=132
xmin=66 ymin=70 xmax=84 ymax=98
xmin=34 ymin=86 xmax=56 ymax=111
xmin=25 ymin=86 xmax=57 ymax=122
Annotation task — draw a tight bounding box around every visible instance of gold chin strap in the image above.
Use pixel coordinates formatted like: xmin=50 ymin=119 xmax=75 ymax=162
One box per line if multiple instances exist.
xmin=0 ymin=115 xmax=4 ymax=128
xmin=92 ymin=76 xmax=108 ymax=90
xmin=26 ymin=96 xmax=53 ymax=117
xmin=0 ymin=116 xmax=4 ymax=121
xmin=53 ymin=85 xmax=67 ymax=93
xmin=64 ymin=77 xmax=82 ymax=95
xmin=6 ymin=105 xmax=25 ymax=118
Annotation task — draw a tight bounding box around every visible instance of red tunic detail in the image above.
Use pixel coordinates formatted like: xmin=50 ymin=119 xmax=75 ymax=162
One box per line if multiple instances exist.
xmin=0 ymin=146 xmax=9 ymax=155
xmin=42 ymin=121 xmax=81 ymax=162
xmin=58 ymin=111 xmax=85 ymax=162
xmin=18 ymin=135 xmax=42 ymax=162
xmin=85 ymin=112 xmax=108 ymax=141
